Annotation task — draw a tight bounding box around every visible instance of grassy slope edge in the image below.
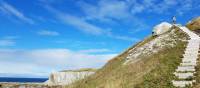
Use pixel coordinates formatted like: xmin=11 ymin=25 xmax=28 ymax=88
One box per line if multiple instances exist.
xmin=66 ymin=27 xmax=188 ymax=88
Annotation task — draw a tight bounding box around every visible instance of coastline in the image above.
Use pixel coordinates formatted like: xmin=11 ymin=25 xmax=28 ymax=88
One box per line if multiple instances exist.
xmin=0 ymin=82 xmax=61 ymax=88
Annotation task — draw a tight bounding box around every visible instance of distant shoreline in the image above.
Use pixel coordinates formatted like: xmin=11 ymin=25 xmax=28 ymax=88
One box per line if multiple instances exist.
xmin=0 ymin=82 xmax=62 ymax=88
xmin=0 ymin=77 xmax=48 ymax=83
xmin=0 ymin=82 xmax=47 ymax=88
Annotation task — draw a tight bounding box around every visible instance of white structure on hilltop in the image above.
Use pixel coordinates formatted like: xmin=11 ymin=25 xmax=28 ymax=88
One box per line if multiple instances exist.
xmin=152 ymin=22 xmax=172 ymax=36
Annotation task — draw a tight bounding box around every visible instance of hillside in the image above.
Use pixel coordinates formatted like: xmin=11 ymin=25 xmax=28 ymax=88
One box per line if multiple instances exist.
xmin=65 ymin=25 xmax=191 ymax=88
xmin=186 ymin=17 xmax=200 ymax=33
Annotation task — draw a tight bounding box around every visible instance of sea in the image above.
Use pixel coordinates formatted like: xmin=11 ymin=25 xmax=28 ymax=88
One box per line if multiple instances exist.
xmin=0 ymin=77 xmax=48 ymax=83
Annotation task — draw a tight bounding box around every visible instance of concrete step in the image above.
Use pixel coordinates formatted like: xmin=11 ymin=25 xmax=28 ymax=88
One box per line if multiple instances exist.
xmin=182 ymin=60 xmax=197 ymax=63
xmin=180 ymin=62 xmax=197 ymax=66
xmin=172 ymin=80 xmax=195 ymax=87
xmin=182 ymin=58 xmax=198 ymax=61
xmin=183 ymin=54 xmax=198 ymax=56
xmin=174 ymin=72 xmax=194 ymax=79
xmin=176 ymin=67 xmax=195 ymax=72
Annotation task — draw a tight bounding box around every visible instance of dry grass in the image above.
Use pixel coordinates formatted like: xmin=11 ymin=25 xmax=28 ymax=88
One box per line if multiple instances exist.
xmin=186 ymin=17 xmax=200 ymax=31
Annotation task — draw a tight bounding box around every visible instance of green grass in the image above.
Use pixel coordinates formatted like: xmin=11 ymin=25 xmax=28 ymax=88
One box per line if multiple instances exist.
xmin=192 ymin=51 xmax=200 ymax=88
xmin=66 ymin=27 xmax=188 ymax=88
xmin=134 ymin=41 xmax=186 ymax=88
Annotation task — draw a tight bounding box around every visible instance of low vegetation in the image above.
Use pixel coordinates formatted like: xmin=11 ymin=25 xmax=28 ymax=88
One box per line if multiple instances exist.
xmin=192 ymin=53 xmax=200 ymax=88
xmin=186 ymin=17 xmax=200 ymax=33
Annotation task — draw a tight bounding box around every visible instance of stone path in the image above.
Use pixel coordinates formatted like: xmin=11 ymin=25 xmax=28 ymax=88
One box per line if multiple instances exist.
xmin=172 ymin=26 xmax=200 ymax=87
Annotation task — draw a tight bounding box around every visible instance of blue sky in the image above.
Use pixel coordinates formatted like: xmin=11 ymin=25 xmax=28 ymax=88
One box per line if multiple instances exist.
xmin=0 ymin=0 xmax=200 ymax=77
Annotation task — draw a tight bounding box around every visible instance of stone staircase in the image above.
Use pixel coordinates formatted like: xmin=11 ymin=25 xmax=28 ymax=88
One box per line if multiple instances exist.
xmin=172 ymin=26 xmax=200 ymax=87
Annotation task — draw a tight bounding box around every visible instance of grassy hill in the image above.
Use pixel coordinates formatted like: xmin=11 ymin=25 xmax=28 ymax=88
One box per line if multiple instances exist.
xmin=65 ymin=26 xmax=189 ymax=88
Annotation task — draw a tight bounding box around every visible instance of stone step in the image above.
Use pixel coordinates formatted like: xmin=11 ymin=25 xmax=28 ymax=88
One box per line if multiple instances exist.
xmin=184 ymin=51 xmax=199 ymax=53
xmin=182 ymin=59 xmax=197 ymax=62
xmin=185 ymin=47 xmax=199 ymax=48
xmin=180 ymin=62 xmax=197 ymax=66
xmin=176 ymin=67 xmax=195 ymax=72
xmin=183 ymin=55 xmax=198 ymax=57
xmin=183 ymin=56 xmax=198 ymax=59
xmin=185 ymin=50 xmax=198 ymax=53
xmin=182 ymin=58 xmax=198 ymax=60
xmin=172 ymin=80 xmax=195 ymax=87
xmin=184 ymin=52 xmax=199 ymax=54
xmin=183 ymin=54 xmax=198 ymax=56
xmin=174 ymin=72 xmax=194 ymax=79
xmin=184 ymin=53 xmax=198 ymax=54
xmin=178 ymin=66 xmax=195 ymax=69
xmin=182 ymin=60 xmax=197 ymax=63
xmin=185 ymin=48 xmax=199 ymax=49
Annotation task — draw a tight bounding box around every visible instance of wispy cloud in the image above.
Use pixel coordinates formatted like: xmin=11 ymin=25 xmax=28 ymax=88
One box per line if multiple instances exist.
xmin=0 ymin=36 xmax=18 ymax=46
xmin=0 ymin=1 xmax=34 ymax=24
xmin=0 ymin=48 xmax=117 ymax=76
xmin=44 ymin=5 xmax=104 ymax=35
xmin=78 ymin=49 xmax=111 ymax=54
xmin=128 ymin=0 xmax=197 ymax=16
xmin=58 ymin=13 xmax=104 ymax=35
xmin=0 ymin=39 xmax=15 ymax=46
xmin=37 ymin=30 xmax=60 ymax=36
xmin=43 ymin=4 xmax=138 ymax=41
xmin=76 ymin=0 xmax=149 ymax=36
xmin=78 ymin=0 xmax=130 ymax=22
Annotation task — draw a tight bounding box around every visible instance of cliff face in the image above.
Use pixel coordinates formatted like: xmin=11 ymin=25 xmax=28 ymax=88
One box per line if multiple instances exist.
xmin=45 ymin=71 xmax=95 ymax=86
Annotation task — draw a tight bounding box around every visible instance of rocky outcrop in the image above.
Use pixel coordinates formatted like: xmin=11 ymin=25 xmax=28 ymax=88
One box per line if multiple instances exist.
xmin=152 ymin=22 xmax=172 ymax=35
xmin=125 ymin=24 xmax=178 ymax=64
xmin=45 ymin=71 xmax=95 ymax=86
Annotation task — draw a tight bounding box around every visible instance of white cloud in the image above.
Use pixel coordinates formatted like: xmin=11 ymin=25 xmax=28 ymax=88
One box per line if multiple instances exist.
xmin=38 ymin=30 xmax=60 ymax=36
xmin=0 ymin=1 xmax=34 ymax=24
xmin=0 ymin=48 xmax=117 ymax=77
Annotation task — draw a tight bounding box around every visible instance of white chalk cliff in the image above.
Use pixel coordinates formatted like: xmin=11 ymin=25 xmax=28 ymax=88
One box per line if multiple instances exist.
xmin=45 ymin=71 xmax=95 ymax=86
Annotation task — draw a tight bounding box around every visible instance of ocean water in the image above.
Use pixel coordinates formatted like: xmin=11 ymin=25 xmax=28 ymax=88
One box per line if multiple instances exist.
xmin=0 ymin=77 xmax=48 ymax=83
